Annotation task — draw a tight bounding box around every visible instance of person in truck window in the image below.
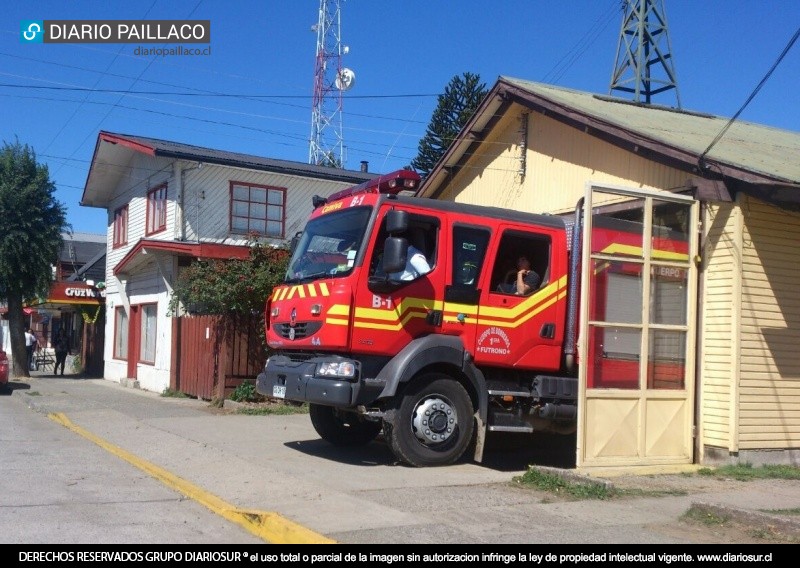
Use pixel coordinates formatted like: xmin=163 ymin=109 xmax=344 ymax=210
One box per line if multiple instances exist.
xmin=389 ymin=244 xmax=431 ymax=281
xmin=387 ymin=225 xmax=433 ymax=281
xmin=498 ymin=255 xmax=540 ymax=295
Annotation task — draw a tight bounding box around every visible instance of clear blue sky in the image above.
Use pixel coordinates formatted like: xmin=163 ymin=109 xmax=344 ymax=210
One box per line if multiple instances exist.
xmin=3 ymin=1 xmax=799 ymax=235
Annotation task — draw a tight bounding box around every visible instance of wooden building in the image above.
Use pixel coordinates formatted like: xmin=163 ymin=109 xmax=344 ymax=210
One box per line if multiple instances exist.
xmin=81 ymin=131 xmax=377 ymax=396
xmin=418 ymin=77 xmax=800 ymax=468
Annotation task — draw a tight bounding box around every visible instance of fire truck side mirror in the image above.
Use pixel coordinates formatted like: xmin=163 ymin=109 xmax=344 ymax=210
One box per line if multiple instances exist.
xmin=382 ymin=236 xmax=408 ymax=274
xmin=386 ymin=209 xmax=409 ymax=234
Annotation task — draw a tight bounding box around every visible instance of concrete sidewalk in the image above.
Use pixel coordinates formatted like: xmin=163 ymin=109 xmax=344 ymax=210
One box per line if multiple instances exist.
xmin=6 ymin=372 xmax=800 ymax=544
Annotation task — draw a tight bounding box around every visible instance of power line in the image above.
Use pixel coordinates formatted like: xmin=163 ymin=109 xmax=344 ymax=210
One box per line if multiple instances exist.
xmin=698 ymin=25 xmax=800 ymax=168
xmin=0 ymin=82 xmax=438 ymax=100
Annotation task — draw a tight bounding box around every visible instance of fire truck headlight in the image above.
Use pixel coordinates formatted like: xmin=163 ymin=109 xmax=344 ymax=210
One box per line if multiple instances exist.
xmin=317 ymin=361 xmax=356 ymax=378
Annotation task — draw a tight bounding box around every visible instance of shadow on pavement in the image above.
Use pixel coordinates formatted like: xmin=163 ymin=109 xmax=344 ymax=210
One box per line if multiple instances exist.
xmin=284 ymin=430 xmax=578 ymax=471
xmin=284 ymin=438 xmax=396 ymax=467
xmin=1 ymin=380 xmax=32 ymax=395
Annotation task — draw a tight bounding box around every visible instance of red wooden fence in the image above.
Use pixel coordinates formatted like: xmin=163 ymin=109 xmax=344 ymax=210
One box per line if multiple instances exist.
xmin=171 ymin=314 xmax=266 ymax=400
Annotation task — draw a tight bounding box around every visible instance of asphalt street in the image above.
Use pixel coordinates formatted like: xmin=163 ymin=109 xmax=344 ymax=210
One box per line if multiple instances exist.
xmin=3 ymin=373 xmax=799 ymax=545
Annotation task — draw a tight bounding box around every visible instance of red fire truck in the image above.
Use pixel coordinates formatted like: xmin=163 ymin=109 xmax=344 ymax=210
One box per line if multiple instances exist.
xmin=256 ymin=170 xmax=689 ymax=466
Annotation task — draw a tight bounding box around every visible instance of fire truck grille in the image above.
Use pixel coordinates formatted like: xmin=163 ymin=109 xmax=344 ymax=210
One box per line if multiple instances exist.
xmin=282 ymin=352 xmax=319 ymax=363
xmin=275 ymin=321 xmax=322 ymax=340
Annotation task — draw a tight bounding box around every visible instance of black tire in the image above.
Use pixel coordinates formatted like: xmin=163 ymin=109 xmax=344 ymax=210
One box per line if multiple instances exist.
xmin=384 ymin=374 xmax=475 ymax=467
xmin=309 ymin=404 xmax=382 ymax=446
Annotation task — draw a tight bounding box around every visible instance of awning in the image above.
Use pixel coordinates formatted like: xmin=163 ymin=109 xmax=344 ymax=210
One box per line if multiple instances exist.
xmin=27 ymin=281 xmax=105 ymax=311
xmin=113 ymin=238 xmax=250 ymax=277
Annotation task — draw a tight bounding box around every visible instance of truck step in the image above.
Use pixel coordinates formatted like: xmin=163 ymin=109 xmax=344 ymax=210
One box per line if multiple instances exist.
xmin=485 ymin=380 xmax=532 ymax=398
xmin=488 ymin=424 xmax=535 ymax=433
xmin=487 ymin=409 xmax=534 ymax=433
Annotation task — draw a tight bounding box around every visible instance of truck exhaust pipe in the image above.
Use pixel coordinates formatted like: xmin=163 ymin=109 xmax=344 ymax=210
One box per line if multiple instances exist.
xmin=563 ymin=197 xmax=584 ymax=373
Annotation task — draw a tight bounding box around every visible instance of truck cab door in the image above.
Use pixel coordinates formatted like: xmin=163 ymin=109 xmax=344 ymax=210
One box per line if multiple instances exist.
xmin=352 ymin=209 xmax=443 ymax=358
xmin=473 ymin=227 xmax=566 ymax=372
xmin=441 ymin=224 xmax=491 ymax=351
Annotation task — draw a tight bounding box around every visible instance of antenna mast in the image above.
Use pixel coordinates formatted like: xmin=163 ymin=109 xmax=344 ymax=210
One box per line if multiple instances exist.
xmin=310 ymin=0 xmax=354 ymax=167
xmin=609 ymin=0 xmax=681 ymax=107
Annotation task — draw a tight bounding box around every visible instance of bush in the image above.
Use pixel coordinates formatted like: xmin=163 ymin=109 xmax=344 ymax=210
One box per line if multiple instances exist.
xmin=229 ymin=381 xmax=258 ymax=402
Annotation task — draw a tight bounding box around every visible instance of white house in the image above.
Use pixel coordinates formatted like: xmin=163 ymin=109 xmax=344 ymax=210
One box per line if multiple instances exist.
xmin=81 ymin=131 xmax=376 ymax=393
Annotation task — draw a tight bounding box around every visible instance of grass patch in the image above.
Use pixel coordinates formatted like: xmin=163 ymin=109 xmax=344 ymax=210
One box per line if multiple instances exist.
xmin=236 ymin=403 xmax=309 ymax=416
xmin=765 ymin=508 xmax=800 ymax=516
xmin=682 ymin=506 xmax=731 ymax=526
xmin=513 ymin=468 xmax=688 ymax=500
xmin=513 ymin=468 xmax=615 ymax=500
xmin=697 ymin=463 xmax=800 ymax=481
xmin=161 ymin=388 xmax=190 ymax=398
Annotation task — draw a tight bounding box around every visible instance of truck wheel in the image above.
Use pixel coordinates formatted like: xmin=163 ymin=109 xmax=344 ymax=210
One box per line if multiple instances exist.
xmin=309 ymin=404 xmax=382 ymax=446
xmin=385 ymin=374 xmax=474 ymax=467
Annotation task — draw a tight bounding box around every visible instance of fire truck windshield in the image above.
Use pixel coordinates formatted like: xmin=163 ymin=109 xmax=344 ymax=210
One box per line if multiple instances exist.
xmin=285 ymin=206 xmax=372 ymax=283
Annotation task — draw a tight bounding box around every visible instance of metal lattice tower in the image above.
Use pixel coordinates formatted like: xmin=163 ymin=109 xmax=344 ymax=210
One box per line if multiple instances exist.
xmin=309 ymin=0 xmax=348 ymax=167
xmin=609 ymin=0 xmax=681 ymax=107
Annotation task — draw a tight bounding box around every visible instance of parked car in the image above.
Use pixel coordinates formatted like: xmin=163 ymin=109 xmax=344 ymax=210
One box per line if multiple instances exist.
xmin=0 ymin=350 xmax=9 ymax=389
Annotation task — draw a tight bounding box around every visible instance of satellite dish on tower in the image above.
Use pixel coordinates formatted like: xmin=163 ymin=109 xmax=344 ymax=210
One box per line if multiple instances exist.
xmin=336 ymin=68 xmax=355 ymax=91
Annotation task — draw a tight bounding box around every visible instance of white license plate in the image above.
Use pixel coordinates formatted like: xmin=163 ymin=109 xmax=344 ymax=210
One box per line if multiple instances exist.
xmin=272 ymin=385 xmax=286 ymax=399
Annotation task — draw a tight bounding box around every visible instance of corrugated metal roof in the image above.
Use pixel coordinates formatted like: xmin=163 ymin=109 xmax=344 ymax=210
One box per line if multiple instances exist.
xmin=82 ymin=131 xmax=380 ymax=208
xmin=60 ymin=235 xmax=105 ymax=264
xmin=105 ymin=131 xmax=377 ymax=184
xmin=502 ymin=77 xmax=800 ymax=184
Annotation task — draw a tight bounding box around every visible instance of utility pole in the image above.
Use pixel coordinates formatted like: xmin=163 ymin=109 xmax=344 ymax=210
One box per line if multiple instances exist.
xmin=609 ymin=0 xmax=681 ymax=107
xmin=309 ymin=0 xmax=354 ymax=167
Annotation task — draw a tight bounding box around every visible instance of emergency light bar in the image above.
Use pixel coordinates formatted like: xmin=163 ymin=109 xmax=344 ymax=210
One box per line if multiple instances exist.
xmin=314 ymin=169 xmax=421 ymax=208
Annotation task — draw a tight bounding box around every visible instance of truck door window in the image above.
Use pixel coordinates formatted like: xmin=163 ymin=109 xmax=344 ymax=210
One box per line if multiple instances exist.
xmin=452 ymin=226 xmax=490 ymax=289
xmin=491 ymin=230 xmax=551 ymax=296
xmin=369 ymin=213 xmax=438 ymax=282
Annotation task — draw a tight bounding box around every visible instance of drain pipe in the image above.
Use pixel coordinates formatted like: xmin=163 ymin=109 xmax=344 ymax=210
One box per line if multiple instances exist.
xmin=563 ymin=197 xmax=584 ymax=373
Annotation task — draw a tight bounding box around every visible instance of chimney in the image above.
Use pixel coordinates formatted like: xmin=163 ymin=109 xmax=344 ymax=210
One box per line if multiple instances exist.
xmin=360 ymin=160 xmax=368 ymax=173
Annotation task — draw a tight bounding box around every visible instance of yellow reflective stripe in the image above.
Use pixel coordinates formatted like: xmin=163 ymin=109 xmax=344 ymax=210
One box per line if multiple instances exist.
xmin=307 ymin=284 xmax=318 ymax=298
xmin=601 ymin=243 xmax=688 ymax=261
xmin=653 ymin=250 xmax=688 ymax=261
xmin=325 ymin=318 xmax=349 ymax=326
xmin=442 ymin=303 xmax=479 ymax=316
xmin=355 ymin=297 xmax=441 ymax=323
xmin=327 ymin=304 xmax=351 ymax=316
xmin=354 ymin=311 xmax=428 ymax=331
xmin=477 ymin=292 xmax=562 ymax=328
xmin=477 ymin=276 xmax=566 ymax=319
xmin=319 ymin=283 xmax=330 ymax=296
xmin=275 ymin=287 xmax=287 ymax=301
xmin=593 ymin=261 xmax=610 ymax=275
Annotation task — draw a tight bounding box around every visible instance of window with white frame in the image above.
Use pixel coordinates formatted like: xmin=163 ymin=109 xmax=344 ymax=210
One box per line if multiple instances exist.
xmin=139 ymin=304 xmax=157 ymax=364
xmin=230 ymin=182 xmax=285 ymax=237
xmin=146 ymin=184 xmax=167 ymax=235
xmin=114 ymin=307 xmax=128 ymax=359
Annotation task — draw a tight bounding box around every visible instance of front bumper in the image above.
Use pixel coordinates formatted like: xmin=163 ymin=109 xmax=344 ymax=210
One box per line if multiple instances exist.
xmin=256 ymin=354 xmax=362 ymax=407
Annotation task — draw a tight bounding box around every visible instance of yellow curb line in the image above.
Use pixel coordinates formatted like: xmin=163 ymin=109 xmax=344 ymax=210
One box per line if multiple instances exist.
xmin=48 ymin=412 xmax=336 ymax=544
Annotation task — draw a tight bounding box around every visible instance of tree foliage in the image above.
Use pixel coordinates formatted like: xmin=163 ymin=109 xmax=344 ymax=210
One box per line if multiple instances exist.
xmin=0 ymin=140 xmax=68 ymax=376
xmin=411 ymin=72 xmax=489 ymax=179
xmin=168 ymin=238 xmax=289 ymax=317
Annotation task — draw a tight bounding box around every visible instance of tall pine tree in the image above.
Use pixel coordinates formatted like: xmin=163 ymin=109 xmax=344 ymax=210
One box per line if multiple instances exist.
xmin=0 ymin=141 xmax=68 ymax=377
xmin=411 ymin=72 xmax=488 ymax=179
